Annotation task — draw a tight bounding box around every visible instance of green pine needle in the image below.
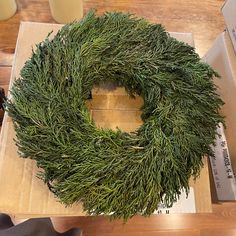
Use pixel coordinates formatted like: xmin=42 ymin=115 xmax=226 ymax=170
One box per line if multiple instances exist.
xmin=6 ymin=10 xmax=224 ymax=220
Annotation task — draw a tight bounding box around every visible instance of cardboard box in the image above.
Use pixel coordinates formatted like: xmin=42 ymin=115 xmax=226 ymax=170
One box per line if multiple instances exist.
xmin=205 ymin=31 xmax=236 ymax=169
xmin=204 ymin=31 xmax=236 ymax=200
xmin=222 ymin=0 xmax=236 ymax=53
xmin=0 ymin=22 xmax=212 ymax=218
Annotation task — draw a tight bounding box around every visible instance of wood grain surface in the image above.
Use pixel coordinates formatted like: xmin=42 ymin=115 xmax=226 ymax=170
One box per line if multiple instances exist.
xmin=51 ymin=202 xmax=236 ymax=236
xmin=1 ymin=0 xmax=234 ymax=235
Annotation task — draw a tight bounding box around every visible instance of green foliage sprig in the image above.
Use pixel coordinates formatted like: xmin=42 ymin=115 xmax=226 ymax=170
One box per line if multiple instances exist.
xmin=6 ymin=10 xmax=224 ymax=220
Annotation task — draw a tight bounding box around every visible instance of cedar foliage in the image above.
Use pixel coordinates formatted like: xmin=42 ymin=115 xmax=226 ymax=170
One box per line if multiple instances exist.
xmin=6 ymin=10 xmax=224 ymax=220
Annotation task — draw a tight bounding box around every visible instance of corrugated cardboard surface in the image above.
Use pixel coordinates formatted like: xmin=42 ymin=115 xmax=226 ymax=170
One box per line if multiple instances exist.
xmin=0 ymin=22 xmax=212 ymax=217
xmin=204 ymin=31 xmax=236 ymax=175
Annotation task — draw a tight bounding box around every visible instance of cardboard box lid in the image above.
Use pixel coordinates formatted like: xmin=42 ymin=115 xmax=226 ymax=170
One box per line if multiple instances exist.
xmin=0 ymin=22 xmax=212 ymax=217
xmin=222 ymin=0 xmax=236 ymax=53
xmin=204 ymin=31 xmax=236 ymax=172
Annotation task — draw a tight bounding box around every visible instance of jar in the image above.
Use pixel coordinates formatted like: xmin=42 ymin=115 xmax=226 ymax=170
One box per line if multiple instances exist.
xmin=0 ymin=0 xmax=17 ymax=21
xmin=49 ymin=0 xmax=83 ymax=24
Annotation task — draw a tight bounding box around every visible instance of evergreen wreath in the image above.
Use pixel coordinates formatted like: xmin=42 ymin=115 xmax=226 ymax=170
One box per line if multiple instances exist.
xmin=6 ymin=10 xmax=224 ymax=220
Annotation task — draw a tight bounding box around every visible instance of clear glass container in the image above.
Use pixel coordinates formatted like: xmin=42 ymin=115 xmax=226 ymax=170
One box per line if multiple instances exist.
xmin=49 ymin=0 xmax=83 ymax=24
xmin=0 ymin=0 xmax=17 ymax=21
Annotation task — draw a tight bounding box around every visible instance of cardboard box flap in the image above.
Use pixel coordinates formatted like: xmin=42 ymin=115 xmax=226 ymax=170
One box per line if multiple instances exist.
xmin=204 ymin=31 xmax=236 ymax=175
xmin=222 ymin=0 xmax=236 ymax=53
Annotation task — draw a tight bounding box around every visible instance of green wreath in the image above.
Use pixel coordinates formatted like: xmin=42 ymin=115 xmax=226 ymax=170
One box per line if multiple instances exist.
xmin=7 ymin=11 xmax=223 ymax=220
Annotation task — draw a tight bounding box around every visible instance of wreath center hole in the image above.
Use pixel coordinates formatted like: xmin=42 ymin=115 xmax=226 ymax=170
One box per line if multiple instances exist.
xmin=85 ymin=82 xmax=144 ymax=132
